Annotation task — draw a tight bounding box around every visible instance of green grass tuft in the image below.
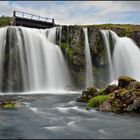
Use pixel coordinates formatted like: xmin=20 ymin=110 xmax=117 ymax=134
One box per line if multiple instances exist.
xmin=87 ymin=95 xmax=110 ymax=107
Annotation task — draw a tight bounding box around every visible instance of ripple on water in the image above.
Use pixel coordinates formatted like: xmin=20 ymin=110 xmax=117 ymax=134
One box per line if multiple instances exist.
xmin=43 ymin=126 xmax=64 ymax=131
xmin=98 ymin=129 xmax=106 ymax=135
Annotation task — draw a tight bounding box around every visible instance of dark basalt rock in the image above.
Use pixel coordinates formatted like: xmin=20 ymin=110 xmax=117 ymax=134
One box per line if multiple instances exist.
xmin=118 ymin=76 xmax=136 ymax=88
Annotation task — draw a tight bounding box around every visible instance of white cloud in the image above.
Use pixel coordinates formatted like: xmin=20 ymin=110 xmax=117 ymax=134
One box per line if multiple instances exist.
xmin=0 ymin=1 xmax=140 ymax=25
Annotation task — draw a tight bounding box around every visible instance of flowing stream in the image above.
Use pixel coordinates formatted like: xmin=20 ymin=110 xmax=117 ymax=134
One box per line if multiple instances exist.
xmin=0 ymin=94 xmax=140 ymax=139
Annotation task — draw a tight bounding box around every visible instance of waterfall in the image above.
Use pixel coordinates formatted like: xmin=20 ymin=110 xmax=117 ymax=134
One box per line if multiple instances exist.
xmin=0 ymin=27 xmax=7 ymax=90
xmin=113 ymin=36 xmax=140 ymax=81
xmin=101 ymin=30 xmax=140 ymax=82
xmin=100 ymin=30 xmax=115 ymax=82
xmin=0 ymin=26 xmax=71 ymax=92
xmin=83 ymin=28 xmax=94 ymax=88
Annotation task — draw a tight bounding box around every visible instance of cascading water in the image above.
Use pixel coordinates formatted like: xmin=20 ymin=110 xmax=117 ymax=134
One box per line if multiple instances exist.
xmin=83 ymin=28 xmax=94 ymax=88
xmin=113 ymin=36 xmax=140 ymax=81
xmin=0 ymin=26 xmax=71 ymax=92
xmin=101 ymin=30 xmax=140 ymax=82
xmin=0 ymin=27 xmax=7 ymax=90
xmin=100 ymin=30 xmax=115 ymax=82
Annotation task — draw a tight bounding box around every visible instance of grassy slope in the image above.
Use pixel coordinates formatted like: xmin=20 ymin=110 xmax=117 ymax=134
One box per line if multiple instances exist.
xmin=0 ymin=16 xmax=140 ymax=32
xmin=81 ymin=24 xmax=140 ymax=31
xmin=81 ymin=24 xmax=140 ymax=37
xmin=0 ymin=16 xmax=12 ymax=27
xmin=0 ymin=16 xmax=140 ymax=37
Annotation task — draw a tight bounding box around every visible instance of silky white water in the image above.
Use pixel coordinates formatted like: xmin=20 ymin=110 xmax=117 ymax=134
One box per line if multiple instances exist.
xmin=101 ymin=30 xmax=140 ymax=82
xmin=0 ymin=26 xmax=71 ymax=92
xmin=0 ymin=27 xmax=7 ymax=90
xmin=101 ymin=30 xmax=114 ymax=82
xmin=113 ymin=37 xmax=140 ymax=81
xmin=83 ymin=28 xmax=94 ymax=88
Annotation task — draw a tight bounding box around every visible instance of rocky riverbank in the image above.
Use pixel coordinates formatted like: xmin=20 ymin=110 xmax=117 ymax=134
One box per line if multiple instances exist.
xmin=77 ymin=76 xmax=140 ymax=113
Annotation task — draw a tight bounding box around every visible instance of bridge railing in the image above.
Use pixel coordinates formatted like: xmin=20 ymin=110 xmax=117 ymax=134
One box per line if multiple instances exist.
xmin=13 ymin=11 xmax=54 ymax=24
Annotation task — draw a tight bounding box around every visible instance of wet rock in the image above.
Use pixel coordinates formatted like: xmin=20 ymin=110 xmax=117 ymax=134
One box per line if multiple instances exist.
xmin=118 ymin=76 xmax=136 ymax=88
xmin=104 ymin=84 xmax=118 ymax=94
xmin=126 ymin=81 xmax=140 ymax=90
xmin=109 ymin=89 xmax=140 ymax=112
xmin=130 ymin=31 xmax=140 ymax=48
xmin=0 ymin=96 xmax=20 ymax=109
xmin=99 ymin=101 xmax=112 ymax=112
xmin=77 ymin=86 xmax=97 ymax=102
xmin=127 ymin=97 xmax=140 ymax=112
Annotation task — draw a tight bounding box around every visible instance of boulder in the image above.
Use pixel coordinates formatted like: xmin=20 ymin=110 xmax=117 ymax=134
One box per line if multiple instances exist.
xmin=126 ymin=81 xmax=140 ymax=90
xmin=77 ymin=86 xmax=97 ymax=102
xmin=104 ymin=84 xmax=118 ymax=94
xmin=118 ymin=76 xmax=136 ymax=88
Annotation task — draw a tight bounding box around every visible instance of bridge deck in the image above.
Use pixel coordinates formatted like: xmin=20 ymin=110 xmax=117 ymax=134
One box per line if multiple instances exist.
xmin=12 ymin=11 xmax=55 ymax=29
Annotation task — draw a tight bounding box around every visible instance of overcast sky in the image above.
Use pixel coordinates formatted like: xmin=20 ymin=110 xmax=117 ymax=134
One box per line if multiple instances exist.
xmin=0 ymin=1 xmax=140 ymax=25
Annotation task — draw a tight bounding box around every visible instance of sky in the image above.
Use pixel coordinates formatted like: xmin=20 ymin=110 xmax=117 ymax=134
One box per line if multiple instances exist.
xmin=0 ymin=1 xmax=140 ymax=25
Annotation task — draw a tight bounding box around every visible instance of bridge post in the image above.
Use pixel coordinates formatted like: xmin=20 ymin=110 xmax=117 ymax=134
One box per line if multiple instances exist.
xmin=11 ymin=11 xmax=16 ymax=26
xmin=52 ymin=19 xmax=55 ymax=25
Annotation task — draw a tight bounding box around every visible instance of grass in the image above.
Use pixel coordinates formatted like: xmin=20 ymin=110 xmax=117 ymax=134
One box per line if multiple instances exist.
xmin=87 ymin=95 xmax=110 ymax=107
xmin=0 ymin=16 xmax=12 ymax=27
xmin=80 ymin=24 xmax=140 ymax=37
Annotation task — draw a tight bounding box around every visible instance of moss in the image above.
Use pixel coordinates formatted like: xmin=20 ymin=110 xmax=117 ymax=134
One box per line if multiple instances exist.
xmin=87 ymin=94 xmax=110 ymax=107
xmin=118 ymin=76 xmax=135 ymax=82
xmin=60 ymin=43 xmax=73 ymax=58
xmin=60 ymin=42 xmax=69 ymax=49
xmin=97 ymin=88 xmax=106 ymax=95
xmin=66 ymin=47 xmax=73 ymax=58
xmin=118 ymin=76 xmax=136 ymax=88
xmin=0 ymin=103 xmax=16 ymax=109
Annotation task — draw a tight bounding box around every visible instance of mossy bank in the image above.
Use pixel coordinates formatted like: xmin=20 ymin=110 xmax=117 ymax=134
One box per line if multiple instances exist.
xmin=77 ymin=76 xmax=140 ymax=113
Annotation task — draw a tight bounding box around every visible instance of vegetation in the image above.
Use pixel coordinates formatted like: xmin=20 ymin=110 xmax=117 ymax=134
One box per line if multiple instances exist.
xmin=87 ymin=95 xmax=110 ymax=107
xmin=81 ymin=24 xmax=140 ymax=31
xmin=60 ymin=43 xmax=73 ymax=58
xmin=81 ymin=24 xmax=140 ymax=37
xmin=78 ymin=76 xmax=140 ymax=113
xmin=0 ymin=16 xmax=12 ymax=27
xmin=0 ymin=103 xmax=16 ymax=109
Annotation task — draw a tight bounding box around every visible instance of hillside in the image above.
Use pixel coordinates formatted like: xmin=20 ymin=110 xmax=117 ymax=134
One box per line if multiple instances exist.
xmin=0 ymin=16 xmax=12 ymax=27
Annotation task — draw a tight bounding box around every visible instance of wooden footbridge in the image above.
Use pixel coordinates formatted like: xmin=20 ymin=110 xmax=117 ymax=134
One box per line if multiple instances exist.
xmin=12 ymin=11 xmax=55 ymax=29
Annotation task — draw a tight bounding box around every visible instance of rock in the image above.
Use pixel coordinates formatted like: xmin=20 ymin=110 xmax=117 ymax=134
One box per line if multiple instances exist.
xmin=126 ymin=81 xmax=140 ymax=90
xmin=88 ymin=27 xmax=105 ymax=66
xmin=0 ymin=96 xmax=20 ymax=109
xmin=79 ymin=76 xmax=140 ymax=113
xmin=77 ymin=86 xmax=97 ymax=102
xmin=99 ymin=101 xmax=112 ymax=112
xmin=108 ymin=88 xmax=140 ymax=112
xmin=86 ymin=86 xmax=98 ymax=96
xmin=127 ymin=97 xmax=140 ymax=112
xmin=94 ymin=84 xmax=117 ymax=96
xmin=118 ymin=76 xmax=136 ymax=88
xmin=77 ymin=92 xmax=89 ymax=102
xmin=130 ymin=31 xmax=140 ymax=48
xmin=104 ymin=84 xmax=118 ymax=94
